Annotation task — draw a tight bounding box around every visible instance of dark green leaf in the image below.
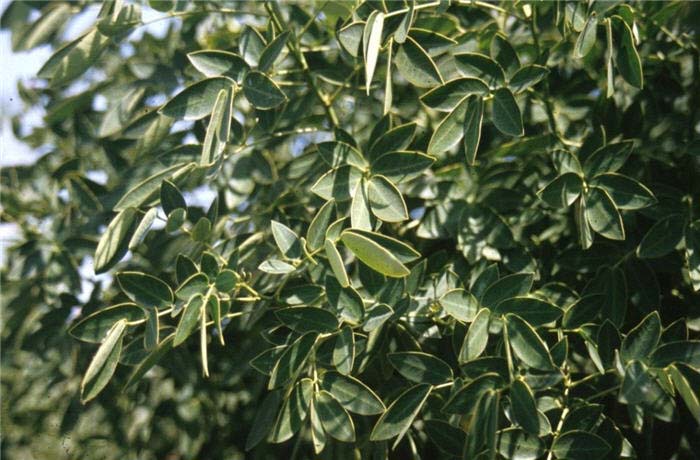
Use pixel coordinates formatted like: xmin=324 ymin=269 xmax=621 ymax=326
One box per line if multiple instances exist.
xmin=506 ymin=313 xmax=555 ymax=371
xmin=81 ymin=319 xmax=127 ymax=402
xmin=276 ymin=307 xmax=339 ymax=334
xmin=320 ymin=371 xmax=385 ymax=415
xmin=117 ymin=272 xmax=173 ymax=309
xmin=388 ymin=351 xmax=453 ymax=384
xmin=637 ymin=214 xmax=685 ymax=259
xmin=394 ymin=36 xmax=443 ymax=88
xmin=243 ymin=71 xmax=287 ymax=109
xmin=552 ymin=431 xmax=611 ymax=460
xmin=370 ymin=383 xmax=432 ymax=442
xmin=315 ymin=390 xmax=356 ymax=442
xmin=492 ymin=88 xmax=524 ymax=137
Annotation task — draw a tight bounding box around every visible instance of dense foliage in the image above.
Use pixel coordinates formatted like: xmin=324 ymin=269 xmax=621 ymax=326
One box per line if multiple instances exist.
xmin=2 ymin=0 xmax=700 ymax=459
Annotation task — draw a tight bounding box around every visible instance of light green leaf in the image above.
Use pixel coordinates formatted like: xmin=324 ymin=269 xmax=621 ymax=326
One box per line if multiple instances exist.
xmin=454 ymin=52 xmax=506 ymax=86
xmin=187 ymin=50 xmax=250 ymax=80
xmin=492 ymin=87 xmax=524 ymax=137
xmin=94 ymin=207 xmax=137 ymax=274
xmin=325 ymin=239 xmax=350 ymax=287
xmin=307 ymin=200 xmax=336 ymax=251
xmin=174 ymin=294 xmax=204 ymax=346
xmin=459 ymin=308 xmax=490 ymax=362
xmin=332 ymin=326 xmax=355 ymax=375
xmin=316 ymin=141 xmax=367 ymax=169
xmin=388 ymin=351 xmax=453 ymax=384
xmin=201 ymin=86 xmax=233 ymax=166
xmin=114 ymin=162 xmax=195 ymax=211
xmin=363 ymin=11 xmax=385 ymax=94
xmin=81 ymin=319 xmax=127 ymax=402
xmin=350 ymin=178 xmax=372 ymax=231
xmin=368 ymin=175 xmax=408 ymax=222
xmin=439 ymin=289 xmax=479 ymax=322
xmin=341 ymin=229 xmax=411 ymax=277
xmin=370 ymin=383 xmax=432 ymax=442
xmin=394 ymin=36 xmax=443 ymax=88
xmin=259 ymin=259 xmax=296 ymax=274
xmin=38 ymin=28 xmax=110 ymax=87
xmin=128 ymin=207 xmax=157 ymax=250
xmin=427 ymin=95 xmax=471 ymax=155
xmin=311 ymin=165 xmax=363 ymax=201
xmin=337 ymin=21 xmax=363 ymax=57
xmin=394 ymin=1 xmax=414 ymax=44
xmin=271 ymin=220 xmax=302 ymax=259
xmin=243 ymin=71 xmax=287 ymax=109
xmin=575 ymin=13 xmax=598 ymax=58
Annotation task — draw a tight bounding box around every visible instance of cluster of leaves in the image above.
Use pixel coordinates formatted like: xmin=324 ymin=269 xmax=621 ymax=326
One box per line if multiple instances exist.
xmin=1 ymin=1 xmax=700 ymax=459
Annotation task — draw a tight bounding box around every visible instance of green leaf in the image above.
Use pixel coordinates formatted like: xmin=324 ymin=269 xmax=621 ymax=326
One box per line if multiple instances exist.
xmin=589 ymin=173 xmax=655 ymax=210
xmin=583 ymin=141 xmax=633 ymax=177
xmin=552 ymin=431 xmax=611 ymax=460
xmin=498 ymin=428 xmax=545 ymax=460
xmin=490 ymin=34 xmax=520 ymax=75
xmin=239 ymin=25 xmax=266 ymax=66
xmin=509 ymin=65 xmax=549 ymax=93
xmin=585 ymin=187 xmax=624 ymax=240
xmin=325 ymin=239 xmax=350 ymax=287
xmin=651 ymin=341 xmax=700 ymax=368
xmin=505 ymin=313 xmax=554 ymax=371
xmin=481 ymin=273 xmax=534 ymax=308
xmin=612 ymin=16 xmax=643 ymax=89
xmin=394 ymin=1 xmax=414 ymax=44
xmin=337 ymin=21 xmax=363 ymax=57
xmin=368 ymin=175 xmax=408 ymax=222
xmin=427 ymin=95 xmax=471 ymax=155
xmin=307 ymin=200 xmax=335 ymax=251
xmin=311 ymin=165 xmax=363 ymax=201
xmin=117 ymin=272 xmax=173 ymax=309
xmin=187 ymin=50 xmax=250 ymax=80
xmin=37 ymin=28 xmax=110 ymax=87
xmin=620 ymin=311 xmax=661 ymax=363
xmin=268 ymin=332 xmax=318 ymax=389
xmin=325 ymin=278 xmax=364 ymax=323
xmin=128 ymin=207 xmax=157 ymax=250
xmin=637 ymin=214 xmax=685 ymax=259
xmin=443 ymin=373 xmax=503 ymax=414
xmin=510 ymin=379 xmax=540 ymax=435
xmin=271 ymin=220 xmax=302 ymax=259
xmin=363 ymin=11 xmax=385 ymax=94
xmin=420 ymin=77 xmax=489 ymax=112
xmin=310 ymin=397 xmax=326 ymax=454
xmin=268 ymin=378 xmax=312 ymax=443
xmin=371 ymin=151 xmax=435 ymax=183
xmin=368 ymin=123 xmax=416 ymax=160
xmin=215 ymin=269 xmax=237 ymax=292
xmin=316 ymin=141 xmax=367 ymax=169
xmin=538 ymin=173 xmax=584 ymax=208
xmin=439 ymin=289 xmax=479 ymax=322
xmin=394 ymin=36 xmax=443 ymax=88
xmin=258 ymin=31 xmax=289 ymax=72
xmin=243 ymin=71 xmax=287 ymax=109
xmin=174 ymin=294 xmax=203 ymax=346
xmin=459 ymin=308 xmax=490 ymax=363
xmin=454 ymin=52 xmax=506 ymax=86
xmin=363 ymin=303 xmax=394 ymax=332
xmin=94 ymin=207 xmax=137 ymax=274
xmin=176 ymin=273 xmax=209 ymax=300
xmin=575 ymin=13 xmax=598 ymax=58
xmin=492 ymin=88 xmax=524 ymax=137
xmin=160 ymin=77 xmax=235 ymax=120
xmin=201 ymin=87 xmax=233 ymax=166
xmin=388 ymin=351 xmax=453 ymax=384
xmin=114 ymin=162 xmax=195 ymax=211
xmin=686 ymin=221 xmax=700 ymax=291
xmin=332 ymin=326 xmax=355 ymax=374
xmin=276 ymin=307 xmax=339 ymax=334
xmin=668 ymin=364 xmax=700 ymax=422
xmin=619 ymin=361 xmax=674 ymax=421
xmin=259 ymin=259 xmax=296 ymax=274
xmin=70 ymin=304 xmax=142 ymax=344
xmin=315 ymin=390 xmax=356 ymax=442
xmin=160 ymin=180 xmax=186 ymax=215
xmin=606 ymin=18 xmax=614 ymax=98
xmin=80 ymin=319 xmax=127 ymax=402
xmin=424 ymin=419 xmax=467 ymax=458
xmin=463 ymin=94 xmax=484 ymax=165
xmin=124 ymin=334 xmax=175 ymax=389
xmin=494 ymin=297 xmax=562 ymax=326
xmin=245 ymin=390 xmax=282 ymax=450
xmin=320 ymin=372 xmax=385 ymax=415
xmin=562 ymin=294 xmax=604 ymax=328
xmin=370 ymin=383 xmax=432 ymax=442
xmin=341 ymin=229 xmax=412 ymax=277
xmin=350 ymin=178 xmax=372 ymax=231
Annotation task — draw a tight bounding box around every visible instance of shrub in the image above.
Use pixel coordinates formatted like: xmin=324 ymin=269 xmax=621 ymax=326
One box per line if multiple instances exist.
xmin=1 ymin=1 xmax=699 ymax=459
